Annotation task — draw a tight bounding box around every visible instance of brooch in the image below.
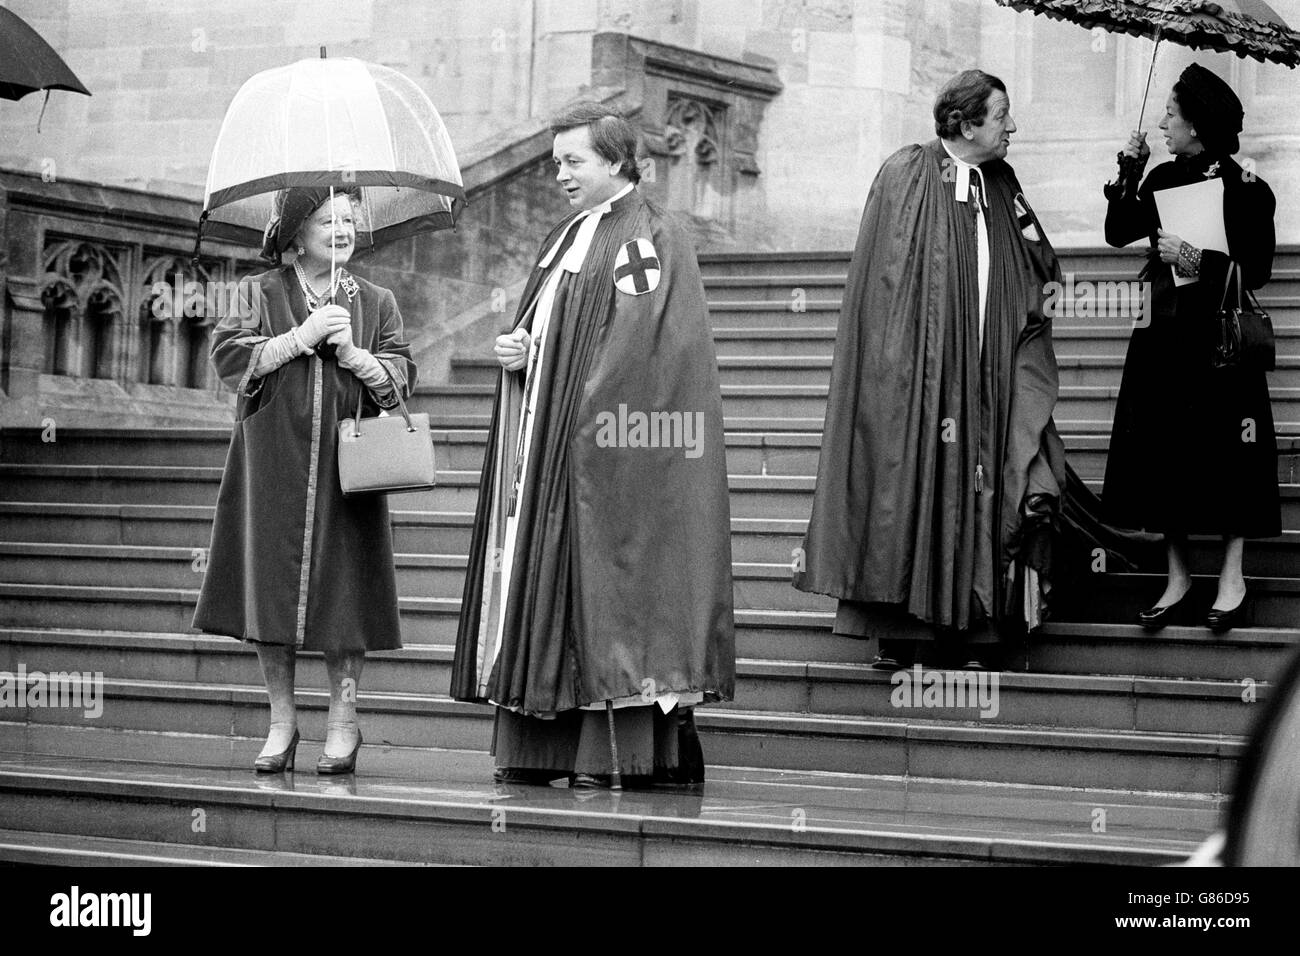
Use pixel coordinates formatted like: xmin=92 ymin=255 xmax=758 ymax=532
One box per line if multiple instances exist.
xmin=338 ymin=272 xmax=360 ymax=301
xmin=1204 ymin=161 xmax=1221 ymax=178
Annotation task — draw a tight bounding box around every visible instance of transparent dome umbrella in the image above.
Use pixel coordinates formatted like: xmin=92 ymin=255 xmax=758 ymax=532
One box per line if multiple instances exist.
xmin=196 ymin=52 xmax=465 ymax=283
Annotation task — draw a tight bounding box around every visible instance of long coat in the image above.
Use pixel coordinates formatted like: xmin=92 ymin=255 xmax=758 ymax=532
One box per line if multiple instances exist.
xmin=192 ymin=266 xmax=416 ymax=652
xmin=1102 ymin=152 xmax=1280 ymax=539
xmin=451 ymin=188 xmax=735 ymax=717
xmin=793 ymin=139 xmax=1066 ymax=634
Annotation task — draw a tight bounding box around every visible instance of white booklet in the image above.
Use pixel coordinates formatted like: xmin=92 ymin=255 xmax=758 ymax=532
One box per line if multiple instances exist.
xmin=1153 ymin=177 xmax=1229 ymax=286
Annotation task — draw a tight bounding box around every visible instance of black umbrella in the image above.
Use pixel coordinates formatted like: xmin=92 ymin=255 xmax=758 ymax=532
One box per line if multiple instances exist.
xmin=0 ymin=6 xmax=90 ymax=128
xmin=994 ymin=0 xmax=1299 ymax=194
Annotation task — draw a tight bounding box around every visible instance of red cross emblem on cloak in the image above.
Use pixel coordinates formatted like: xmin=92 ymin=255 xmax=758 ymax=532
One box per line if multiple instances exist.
xmin=613 ymin=238 xmax=661 ymax=295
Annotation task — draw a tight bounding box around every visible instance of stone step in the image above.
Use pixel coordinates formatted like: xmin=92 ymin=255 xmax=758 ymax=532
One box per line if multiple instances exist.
xmin=450 ymin=351 xmax=1300 ymax=395
xmin=6 ymin=467 xmax=1299 ymax=529
xmin=730 ymin=563 xmax=1300 ymax=618
xmin=404 ymin=413 xmax=1300 ymax=436
xmin=0 ymin=583 xmax=461 ymax=645
xmin=735 ymin=609 xmax=1300 ymax=683
xmin=0 ymin=753 xmax=1204 ymax=865
xmin=694 ymin=268 xmax=1300 ymax=306
xmin=0 ymin=678 xmax=1245 ymax=794
xmin=0 ymin=426 xmax=495 ymax=474
xmin=411 ymin=383 xmax=850 ymax=420
xmin=699 ymin=248 xmax=1294 ymax=280
xmin=0 ymin=627 xmax=453 ymax=696
xmin=1029 ymin=622 xmax=1300 ymax=682
xmin=0 ymin=628 xmax=1273 ymax=738
xmin=695 ymin=245 xmax=1299 ymax=282
xmin=8 ymin=428 xmax=1299 ymax=487
xmin=0 ymin=828 xmax=426 ymax=867
xmin=709 ymin=327 xmax=839 ymax=357
xmin=407 ymin=382 xmax=1300 ymax=431
xmin=5 ymin=568 xmax=1294 ymax=655
xmin=698 ymin=251 xmax=853 ymax=277
xmin=706 ymin=299 xmax=844 ymax=330
xmin=1055 ymin=572 xmax=1300 ymax=627
xmin=10 ymin=600 xmax=1286 ymax=686
xmin=702 ymin=273 xmax=850 ymax=302
xmin=0 ymin=427 xmax=231 ymax=468
xmin=0 ymin=503 xmax=472 ymax=552
xmin=727 ymin=522 xmax=1300 ymax=576
xmin=0 ymin=467 xmax=817 ymax=516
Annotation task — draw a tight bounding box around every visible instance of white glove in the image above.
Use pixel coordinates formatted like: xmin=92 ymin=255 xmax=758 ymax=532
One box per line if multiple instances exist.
xmin=298 ymin=304 xmax=351 ymax=348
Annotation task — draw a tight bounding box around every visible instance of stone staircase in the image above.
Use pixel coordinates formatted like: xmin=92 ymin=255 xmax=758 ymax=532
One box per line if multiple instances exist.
xmin=1 ymin=246 xmax=1297 ymax=865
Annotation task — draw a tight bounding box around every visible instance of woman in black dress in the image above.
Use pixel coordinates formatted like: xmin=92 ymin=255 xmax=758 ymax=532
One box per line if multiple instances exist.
xmin=1102 ymin=64 xmax=1278 ymax=633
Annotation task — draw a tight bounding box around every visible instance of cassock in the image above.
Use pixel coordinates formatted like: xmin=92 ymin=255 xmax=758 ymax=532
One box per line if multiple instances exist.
xmin=793 ymin=138 xmax=1066 ymax=641
xmin=450 ymin=183 xmax=734 ymax=777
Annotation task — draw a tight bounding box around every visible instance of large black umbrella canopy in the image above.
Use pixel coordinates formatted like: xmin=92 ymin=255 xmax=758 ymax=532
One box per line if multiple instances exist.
xmin=0 ymin=6 xmax=90 ymax=101
xmin=993 ymin=0 xmax=1300 ymax=66
xmin=995 ymin=0 xmax=1299 ymax=192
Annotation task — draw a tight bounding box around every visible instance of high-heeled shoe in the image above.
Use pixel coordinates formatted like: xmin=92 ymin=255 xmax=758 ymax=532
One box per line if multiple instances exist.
xmin=253 ymin=728 xmax=300 ymax=774
xmin=1137 ymin=589 xmax=1194 ymax=631
xmin=316 ymin=730 xmax=362 ymax=775
xmin=1206 ymin=587 xmax=1252 ymax=634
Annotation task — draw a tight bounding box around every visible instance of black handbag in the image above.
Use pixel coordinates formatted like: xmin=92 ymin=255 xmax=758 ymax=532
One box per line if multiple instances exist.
xmin=1212 ymin=262 xmax=1275 ymax=372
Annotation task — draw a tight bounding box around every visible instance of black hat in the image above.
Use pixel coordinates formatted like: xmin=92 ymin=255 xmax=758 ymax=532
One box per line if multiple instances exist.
xmin=260 ymin=186 xmax=358 ymax=263
xmin=1175 ymin=63 xmax=1244 ymax=156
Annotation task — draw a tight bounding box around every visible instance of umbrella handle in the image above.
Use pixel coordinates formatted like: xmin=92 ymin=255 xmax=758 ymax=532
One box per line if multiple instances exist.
xmin=192 ymin=209 xmax=209 ymax=265
xmin=1108 ymin=16 xmax=1166 ymax=202
xmin=330 ymin=185 xmax=337 ymax=304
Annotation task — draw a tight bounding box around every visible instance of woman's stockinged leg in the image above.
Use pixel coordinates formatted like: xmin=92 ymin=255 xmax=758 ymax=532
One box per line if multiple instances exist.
xmin=254 ymin=642 xmax=297 ymax=758
xmin=1157 ymin=536 xmax=1192 ymax=608
xmin=1215 ymin=536 xmax=1247 ymax=611
xmin=323 ymin=650 xmax=365 ymax=758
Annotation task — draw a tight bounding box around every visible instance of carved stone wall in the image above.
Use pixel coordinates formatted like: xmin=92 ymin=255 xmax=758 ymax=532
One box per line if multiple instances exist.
xmin=592 ymin=32 xmax=781 ymax=251
xmin=1 ymin=172 xmax=260 ymax=428
xmin=1 ymin=30 xmax=785 ymax=428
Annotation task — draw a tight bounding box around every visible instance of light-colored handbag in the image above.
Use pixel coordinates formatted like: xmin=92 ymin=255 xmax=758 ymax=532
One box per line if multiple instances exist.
xmin=337 ymin=377 xmax=436 ymax=496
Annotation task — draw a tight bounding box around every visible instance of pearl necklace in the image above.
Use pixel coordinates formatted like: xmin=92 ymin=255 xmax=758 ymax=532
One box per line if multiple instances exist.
xmin=293 ymin=259 xmax=340 ymax=310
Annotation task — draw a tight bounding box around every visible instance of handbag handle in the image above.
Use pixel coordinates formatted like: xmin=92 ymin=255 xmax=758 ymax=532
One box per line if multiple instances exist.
xmin=1216 ymin=261 xmax=1245 ymax=313
xmin=349 ymin=364 xmax=416 ymax=437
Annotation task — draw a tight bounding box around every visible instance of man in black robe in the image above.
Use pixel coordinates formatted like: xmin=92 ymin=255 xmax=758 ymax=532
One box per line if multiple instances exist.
xmin=794 ymin=70 xmax=1065 ymax=671
xmin=451 ymin=102 xmax=734 ymax=787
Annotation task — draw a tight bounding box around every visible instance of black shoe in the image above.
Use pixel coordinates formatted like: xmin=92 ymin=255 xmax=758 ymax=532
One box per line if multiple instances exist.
xmin=961 ymin=659 xmax=988 ymax=671
xmin=1137 ymin=589 xmax=1194 ymax=631
xmin=253 ymin=728 xmax=300 ymax=774
xmin=871 ymin=655 xmax=907 ymax=672
xmin=1206 ymin=588 xmax=1252 ymax=634
xmin=316 ymin=731 xmax=362 ymax=775
xmin=653 ymin=708 xmax=705 ymax=787
xmin=570 ymin=772 xmax=611 ymax=789
xmin=493 ymin=768 xmax=563 ymax=786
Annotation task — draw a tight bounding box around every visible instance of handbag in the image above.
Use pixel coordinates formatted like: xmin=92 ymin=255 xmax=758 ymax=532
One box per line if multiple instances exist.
xmin=337 ymin=375 xmax=436 ymax=496
xmin=1212 ymin=262 xmax=1275 ymax=372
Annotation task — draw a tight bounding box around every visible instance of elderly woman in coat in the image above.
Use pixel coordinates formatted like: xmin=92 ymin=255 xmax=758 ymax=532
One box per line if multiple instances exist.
xmin=1102 ymin=64 xmax=1279 ymax=633
xmin=194 ymin=186 xmax=416 ymax=774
